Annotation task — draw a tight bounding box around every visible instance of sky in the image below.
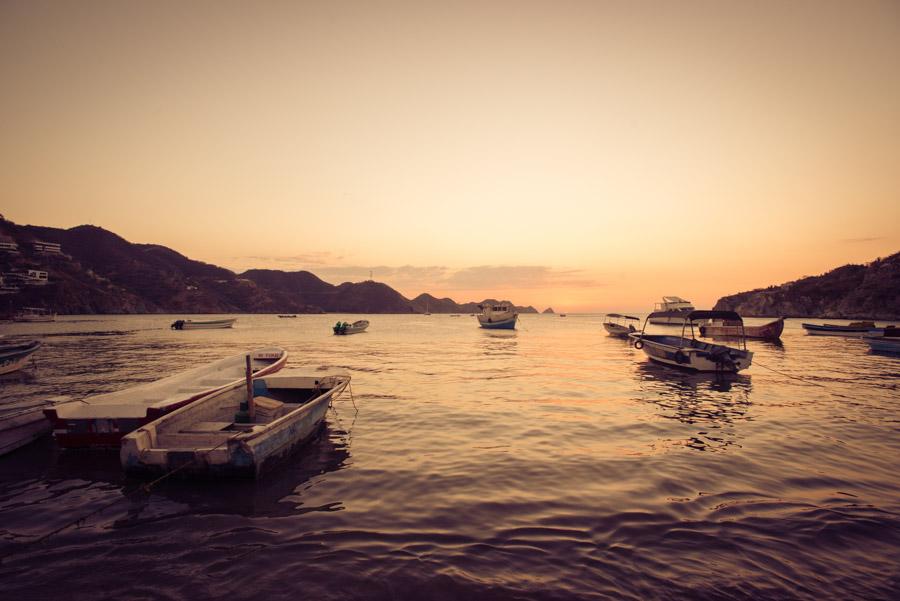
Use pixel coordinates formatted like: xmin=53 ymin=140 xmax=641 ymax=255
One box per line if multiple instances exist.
xmin=1 ymin=0 xmax=898 ymax=312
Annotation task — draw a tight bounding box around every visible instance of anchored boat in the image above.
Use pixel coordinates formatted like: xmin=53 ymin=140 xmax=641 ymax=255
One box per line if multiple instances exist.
xmin=44 ymin=347 xmax=287 ymax=448
xmin=12 ymin=307 xmax=56 ymax=322
xmin=630 ymin=310 xmax=753 ymax=372
xmin=171 ymin=318 xmax=237 ymax=330
xmin=647 ymin=296 xmax=694 ymax=325
xmin=0 ymin=340 xmax=42 ymax=375
xmin=863 ymin=326 xmax=900 ymax=354
xmin=603 ymin=314 xmax=639 ymax=338
xmin=801 ymin=321 xmax=881 ymax=336
xmin=700 ymin=316 xmax=785 ymax=340
xmin=0 ymin=397 xmax=67 ymax=456
xmin=121 ymin=368 xmax=350 ymax=478
xmin=477 ymin=303 xmax=518 ymax=330
xmin=333 ymin=320 xmax=369 ymax=335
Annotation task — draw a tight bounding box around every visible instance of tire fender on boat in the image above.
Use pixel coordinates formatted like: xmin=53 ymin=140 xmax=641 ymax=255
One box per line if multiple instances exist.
xmin=674 ymin=350 xmax=688 ymax=364
xmin=633 ymin=339 xmax=644 ymax=350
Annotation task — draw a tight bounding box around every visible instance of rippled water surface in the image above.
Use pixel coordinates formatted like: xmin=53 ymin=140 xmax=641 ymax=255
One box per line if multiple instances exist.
xmin=1 ymin=314 xmax=899 ymax=600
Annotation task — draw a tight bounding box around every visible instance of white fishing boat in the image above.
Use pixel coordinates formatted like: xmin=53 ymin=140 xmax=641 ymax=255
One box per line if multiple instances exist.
xmin=700 ymin=316 xmax=785 ymax=340
xmin=647 ymin=296 xmax=694 ymax=325
xmin=333 ymin=320 xmax=369 ymax=335
xmin=44 ymin=347 xmax=287 ymax=448
xmin=0 ymin=340 xmax=42 ymax=375
xmin=170 ymin=318 xmax=237 ymax=330
xmin=603 ymin=314 xmax=639 ymax=338
xmin=12 ymin=307 xmax=56 ymax=322
xmin=863 ymin=326 xmax=900 ymax=354
xmin=477 ymin=303 xmax=518 ymax=330
xmin=630 ymin=310 xmax=753 ymax=372
xmin=0 ymin=398 xmax=70 ymax=456
xmin=120 ymin=368 xmax=350 ymax=478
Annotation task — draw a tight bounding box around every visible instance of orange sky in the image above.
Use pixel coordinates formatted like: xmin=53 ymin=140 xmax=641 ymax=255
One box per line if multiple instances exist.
xmin=2 ymin=1 xmax=898 ymax=312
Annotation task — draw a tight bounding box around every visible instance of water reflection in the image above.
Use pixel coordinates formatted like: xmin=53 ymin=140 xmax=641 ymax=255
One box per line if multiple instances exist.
xmin=635 ymin=361 xmax=753 ymax=451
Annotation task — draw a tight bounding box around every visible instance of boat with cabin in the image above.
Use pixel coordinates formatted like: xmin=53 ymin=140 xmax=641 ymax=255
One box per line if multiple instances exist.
xmin=120 ymin=368 xmax=350 ymax=478
xmin=44 ymin=347 xmax=287 ymax=448
xmin=603 ymin=314 xmax=639 ymax=338
xmin=477 ymin=303 xmax=518 ymax=330
xmin=12 ymin=307 xmax=56 ymax=322
xmin=333 ymin=320 xmax=369 ymax=335
xmin=0 ymin=340 xmax=42 ymax=375
xmin=863 ymin=326 xmax=900 ymax=354
xmin=648 ymin=296 xmax=694 ymax=325
xmin=801 ymin=321 xmax=881 ymax=336
xmin=700 ymin=316 xmax=785 ymax=340
xmin=630 ymin=310 xmax=753 ymax=372
xmin=171 ymin=318 xmax=237 ymax=330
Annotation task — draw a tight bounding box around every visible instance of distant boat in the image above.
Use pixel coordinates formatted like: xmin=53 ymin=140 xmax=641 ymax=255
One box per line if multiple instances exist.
xmin=477 ymin=303 xmax=518 ymax=330
xmin=801 ymin=321 xmax=881 ymax=336
xmin=603 ymin=314 xmax=639 ymax=338
xmin=648 ymin=296 xmax=694 ymax=325
xmin=12 ymin=307 xmax=56 ymax=322
xmin=0 ymin=340 xmax=42 ymax=375
xmin=450 ymin=314 xmax=461 ymax=317
xmin=277 ymin=314 xmax=297 ymax=318
xmin=171 ymin=318 xmax=237 ymax=330
xmin=1 ymin=397 xmax=66 ymax=456
xmin=630 ymin=310 xmax=753 ymax=372
xmin=333 ymin=320 xmax=369 ymax=335
xmin=44 ymin=347 xmax=288 ymax=448
xmin=560 ymin=314 xmax=567 ymax=317
xmin=700 ymin=316 xmax=785 ymax=340
xmin=121 ymin=369 xmax=350 ymax=478
xmin=863 ymin=326 xmax=900 ymax=354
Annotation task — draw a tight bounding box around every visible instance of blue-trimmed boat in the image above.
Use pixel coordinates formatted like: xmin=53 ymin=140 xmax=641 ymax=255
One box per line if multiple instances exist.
xmin=0 ymin=340 xmax=42 ymax=375
xmin=477 ymin=303 xmax=518 ymax=330
xmin=630 ymin=310 xmax=753 ymax=372
xmin=802 ymin=321 xmax=881 ymax=336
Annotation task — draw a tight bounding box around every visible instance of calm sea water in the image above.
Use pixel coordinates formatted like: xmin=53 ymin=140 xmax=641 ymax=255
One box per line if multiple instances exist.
xmin=1 ymin=314 xmax=899 ymax=600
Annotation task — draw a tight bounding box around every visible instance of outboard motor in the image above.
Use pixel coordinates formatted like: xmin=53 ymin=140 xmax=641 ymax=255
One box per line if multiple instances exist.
xmin=707 ymin=346 xmax=737 ymax=371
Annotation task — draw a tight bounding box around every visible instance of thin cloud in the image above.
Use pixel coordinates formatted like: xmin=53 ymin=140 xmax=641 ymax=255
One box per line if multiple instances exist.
xmin=839 ymin=236 xmax=884 ymax=244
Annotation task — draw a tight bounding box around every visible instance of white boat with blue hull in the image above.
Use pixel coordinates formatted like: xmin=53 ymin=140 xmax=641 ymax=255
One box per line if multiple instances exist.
xmin=603 ymin=314 xmax=639 ymax=338
xmin=0 ymin=340 xmax=42 ymax=375
xmin=630 ymin=310 xmax=753 ymax=373
xmin=864 ymin=326 xmax=900 ymax=354
xmin=648 ymin=296 xmax=694 ymax=325
xmin=121 ymin=368 xmax=350 ymax=478
xmin=478 ymin=303 xmax=518 ymax=330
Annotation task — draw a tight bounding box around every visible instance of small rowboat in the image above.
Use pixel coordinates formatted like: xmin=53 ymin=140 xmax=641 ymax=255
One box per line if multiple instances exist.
xmin=277 ymin=314 xmax=297 ymax=318
xmin=603 ymin=314 xmax=639 ymax=338
xmin=700 ymin=316 xmax=785 ymax=340
xmin=0 ymin=340 xmax=42 ymax=375
xmin=333 ymin=320 xmax=369 ymax=335
xmin=121 ymin=369 xmax=350 ymax=478
xmin=171 ymin=318 xmax=237 ymax=330
xmin=863 ymin=326 xmax=900 ymax=354
xmin=630 ymin=310 xmax=753 ymax=373
xmin=801 ymin=321 xmax=880 ymax=336
xmin=45 ymin=347 xmax=288 ymax=448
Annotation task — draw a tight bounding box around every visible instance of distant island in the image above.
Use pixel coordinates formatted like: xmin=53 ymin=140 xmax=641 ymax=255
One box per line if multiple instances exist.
xmin=542 ymin=307 xmax=555 ymax=314
xmin=0 ymin=217 xmax=538 ymax=315
xmin=714 ymin=252 xmax=899 ymax=320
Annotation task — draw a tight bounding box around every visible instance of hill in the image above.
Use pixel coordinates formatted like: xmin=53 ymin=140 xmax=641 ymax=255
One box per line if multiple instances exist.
xmin=0 ymin=218 xmax=537 ymax=315
xmin=713 ymin=252 xmax=900 ymax=320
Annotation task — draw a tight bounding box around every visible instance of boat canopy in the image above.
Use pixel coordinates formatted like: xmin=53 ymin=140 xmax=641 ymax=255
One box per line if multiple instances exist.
xmin=606 ymin=313 xmax=639 ymax=320
xmin=686 ymin=310 xmax=743 ymax=322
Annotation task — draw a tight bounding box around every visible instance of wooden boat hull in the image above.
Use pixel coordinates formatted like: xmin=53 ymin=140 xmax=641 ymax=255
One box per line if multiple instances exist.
xmin=0 ymin=404 xmax=52 ymax=456
xmin=864 ymin=336 xmax=900 ymax=354
xmin=46 ymin=347 xmax=287 ymax=449
xmin=630 ymin=334 xmax=753 ymax=372
xmin=700 ymin=317 xmax=785 ymax=340
xmin=478 ymin=315 xmax=517 ymax=329
xmin=802 ymin=323 xmax=880 ymax=336
xmin=0 ymin=340 xmax=42 ymax=375
xmin=121 ymin=371 xmax=349 ymax=478
xmin=603 ymin=323 xmax=635 ymax=338
xmin=171 ymin=318 xmax=237 ymax=330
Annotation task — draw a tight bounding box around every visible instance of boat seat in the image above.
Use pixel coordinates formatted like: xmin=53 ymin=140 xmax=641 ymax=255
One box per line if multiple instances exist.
xmin=253 ymin=396 xmax=285 ymax=422
xmin=179 ymin=421 xmax=233 ymax=434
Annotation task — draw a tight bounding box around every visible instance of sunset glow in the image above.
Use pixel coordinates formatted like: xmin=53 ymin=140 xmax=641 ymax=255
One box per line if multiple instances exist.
xmin=2 ymin=1 xmax=898 ymax=311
